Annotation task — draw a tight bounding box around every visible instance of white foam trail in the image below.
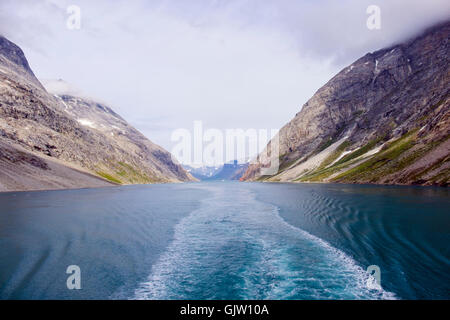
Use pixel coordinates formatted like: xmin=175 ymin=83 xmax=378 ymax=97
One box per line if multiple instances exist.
xmin=134 ymin=184 xmax=397 ymax=300
xmin=271 ymin=206 xmax=396 ymax=299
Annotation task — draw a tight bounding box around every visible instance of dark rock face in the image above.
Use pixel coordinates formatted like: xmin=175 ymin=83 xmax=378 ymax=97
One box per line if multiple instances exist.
xmin=0 ymin=36 xmax=194 ymax=191
xmin=243 ymin=21 xmax=449 ymax=186
xmin=0 ymin=143 xmax=49 ymax=170
xmin=0 ymin=36 xmax=42 ymax=89
xmin=0 ymin=36 xmax=34 ymax=75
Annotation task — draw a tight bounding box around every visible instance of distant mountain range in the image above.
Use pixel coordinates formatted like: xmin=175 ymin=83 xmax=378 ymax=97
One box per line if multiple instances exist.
xmin=0 ymin=35 xmax=195 ymax=192
xmin=242 ymin=21 xmax=449 ymax=186
xmin=183 ymin=165 xmax=222 ymax=180
xmin=184 ymin=161 xmax=249 ymax=181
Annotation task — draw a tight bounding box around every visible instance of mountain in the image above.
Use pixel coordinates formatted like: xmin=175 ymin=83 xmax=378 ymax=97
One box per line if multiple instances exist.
xmin=242 ymin=21 xmax=449 ymax=186
xmin=210 ymin=161 xmax=249 ymax=181
xmin=183 ymin=161 xmax=249 ymax=181
xmin=183 ymin=164 xmax=222 ymax=180
xmin=0 ymin=35 xmax=194 ymax=192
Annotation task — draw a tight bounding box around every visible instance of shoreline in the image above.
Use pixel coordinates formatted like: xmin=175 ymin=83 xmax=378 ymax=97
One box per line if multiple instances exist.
xmin=241 ymin=179 xmax=449 ymax=188
xmin=0 ymin=180 xmax=191 ymax=194
xmin=2 ymin=178 xmax=448 ymax=194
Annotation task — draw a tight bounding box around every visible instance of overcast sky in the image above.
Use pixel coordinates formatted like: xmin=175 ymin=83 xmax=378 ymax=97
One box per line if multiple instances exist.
xmin=1 ymin=0 xmax=449 ymax=164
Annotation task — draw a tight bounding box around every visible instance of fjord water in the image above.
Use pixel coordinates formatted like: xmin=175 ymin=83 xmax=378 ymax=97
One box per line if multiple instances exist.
xmin=0 ymin=182 xmax=448 ymax=299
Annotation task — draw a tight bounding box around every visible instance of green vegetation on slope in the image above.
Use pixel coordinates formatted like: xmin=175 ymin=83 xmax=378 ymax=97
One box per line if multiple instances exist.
xmin=334 ymin=136 xmax=384 ymax=166
xmin=96 ymin=171 xmax=122 ymax=184
xmin=285 ymin=126 xmax=449 ymax=185
xmin=318 ymin=141 xmax=350 ymax=170
xmin=332 ymin=130 xmax=417 ymax=182
xmin=96 ymin=161 xmax=160 ymax=185
xmin=295 ymin=137 xmax=382 ymax=182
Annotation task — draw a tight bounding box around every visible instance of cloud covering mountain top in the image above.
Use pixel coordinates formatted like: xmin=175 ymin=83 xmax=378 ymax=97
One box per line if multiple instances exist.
xmin=1 ymin=0 xmax=448 ymax=160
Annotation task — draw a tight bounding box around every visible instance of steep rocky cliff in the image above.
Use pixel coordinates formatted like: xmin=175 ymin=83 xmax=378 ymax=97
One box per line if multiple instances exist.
xmin=0 ymin=35 xmax=194 ymax=191
xmin=242 ymin=21 xmax=449 ymax=186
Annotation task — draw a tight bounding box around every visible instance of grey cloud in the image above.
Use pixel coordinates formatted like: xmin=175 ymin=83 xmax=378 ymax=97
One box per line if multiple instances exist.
xmin=0 ymin=0 xmax=448 ymax=157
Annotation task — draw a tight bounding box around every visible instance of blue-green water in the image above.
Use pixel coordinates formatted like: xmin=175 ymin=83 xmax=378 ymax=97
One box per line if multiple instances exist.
xmin=0 ymin=182 xmax=448 ymax=299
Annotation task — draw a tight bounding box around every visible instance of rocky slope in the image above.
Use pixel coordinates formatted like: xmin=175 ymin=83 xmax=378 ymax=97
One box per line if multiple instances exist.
xmin=0 ymin=35 xmax=194 ymax=192
xmin=242 ymin=21 xmax=449 ymax=186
